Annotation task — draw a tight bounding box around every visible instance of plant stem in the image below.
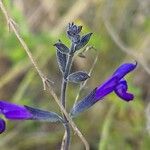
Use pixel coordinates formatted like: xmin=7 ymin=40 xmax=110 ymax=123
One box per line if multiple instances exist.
xmin=61 ymin=52 xmax=73 ymax=150
xmin=61 ymin=78 xmax=70 ymax=150
xmin=61 ymin=54 xmax=73 ymax=107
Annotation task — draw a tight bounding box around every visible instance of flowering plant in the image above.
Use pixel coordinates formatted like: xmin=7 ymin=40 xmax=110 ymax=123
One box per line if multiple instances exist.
xmin=0 ymin=23 xmax=137 ymax=150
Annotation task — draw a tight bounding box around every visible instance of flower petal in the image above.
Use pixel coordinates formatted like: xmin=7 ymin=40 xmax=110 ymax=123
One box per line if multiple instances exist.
xmin=0 ymin=100 xmax=33 ymax=119
xmin=0 ymin=118 xmax=6 ymax=134
xmin=112 ymin=62 xmax=137 ymax=80
xmin=95 ymin=76 xmax=118 ymax=100
xmin=114 ymin=80 xmax=134 ymax=101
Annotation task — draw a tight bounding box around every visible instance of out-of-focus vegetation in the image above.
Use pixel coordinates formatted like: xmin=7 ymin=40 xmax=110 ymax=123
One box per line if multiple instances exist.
xmin=0 ymin=0 xmax=150 ymax=149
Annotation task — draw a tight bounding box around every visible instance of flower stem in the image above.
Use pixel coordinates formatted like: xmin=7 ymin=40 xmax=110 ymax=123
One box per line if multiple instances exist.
xmin=61 ymin=54 xmax=73 ymax=107
xmin=61 ymin=50 xmax=73 ymax=150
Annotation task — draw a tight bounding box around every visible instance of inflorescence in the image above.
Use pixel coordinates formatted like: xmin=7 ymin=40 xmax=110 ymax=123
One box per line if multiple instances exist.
xmin=0 ymin=23 xmax=137 ymax=143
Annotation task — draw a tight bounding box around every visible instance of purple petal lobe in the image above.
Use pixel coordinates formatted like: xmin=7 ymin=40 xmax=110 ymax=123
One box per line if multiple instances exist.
xmin=95 ymin=76 xmax=118 ymax=100
xmin=112 ymin=62 xmax=137 ymax=80
xmin=114 ymin=80 xmax=134 ymax=101
xmin=0 ymin=100 xmax=33 ymax=120
xmin=0 ymin=118 xmax=6 ymax=134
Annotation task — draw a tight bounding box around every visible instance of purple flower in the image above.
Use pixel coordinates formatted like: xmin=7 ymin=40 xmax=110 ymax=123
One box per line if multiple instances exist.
xmin=0 ymin=100 xmax=63 ymax=134
xmin=70 ymin=62 xmax=137 ymax=117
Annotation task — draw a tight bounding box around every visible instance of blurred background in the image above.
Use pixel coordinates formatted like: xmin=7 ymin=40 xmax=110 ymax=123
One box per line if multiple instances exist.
xmin=0 ymin=0 xmax=150 ymax=149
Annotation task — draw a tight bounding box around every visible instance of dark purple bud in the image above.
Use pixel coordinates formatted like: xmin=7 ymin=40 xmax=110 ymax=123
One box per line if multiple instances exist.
xmin=56 ymin=49 xmax=67 ymax=73
xmin=112 ymin=62 xmax=137 ymax=80
xmin=54 ymin=42 xmax=69 ymax=54
xmin=70 ymin=88 xmax=97 ymax=117
xmin=67 ymin=23 xmax=82 ymax=44
xmin=114 ymin=79 xmax=134 ymax=101
xmin=67 ymin=23 xmax=82 ymax=36
xmin=67 ymin=71 xmax=90 ymax=83
xmin=75 ymin=33 xmax=92 ymax=51
xmin=0 ymin=118 xmax=5 ymax=134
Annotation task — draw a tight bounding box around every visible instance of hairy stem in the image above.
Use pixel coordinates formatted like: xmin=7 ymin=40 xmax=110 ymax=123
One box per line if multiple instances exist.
xmin=61 ymin=53 xmax=73 ymax=150
xmin=61 ymin=78 xmax=71 ymax=150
